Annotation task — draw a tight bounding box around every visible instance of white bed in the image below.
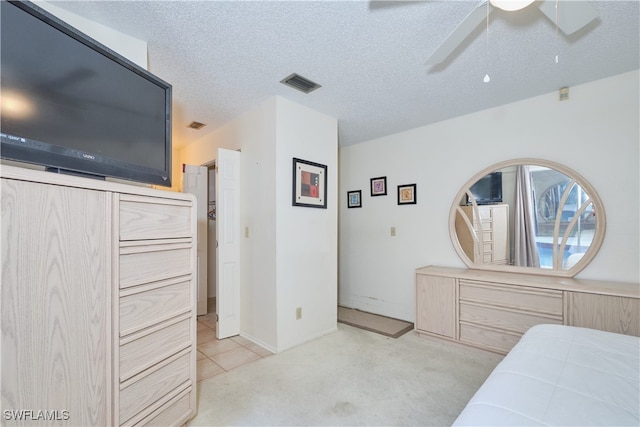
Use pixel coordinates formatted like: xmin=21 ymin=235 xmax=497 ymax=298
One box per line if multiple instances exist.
xmin=453 ymin=324 xmax=640 ymax=426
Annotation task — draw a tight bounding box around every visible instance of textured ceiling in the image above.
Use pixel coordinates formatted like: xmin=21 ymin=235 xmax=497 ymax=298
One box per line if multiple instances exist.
xmin=51 ymin=1 xmax=639 ymax=148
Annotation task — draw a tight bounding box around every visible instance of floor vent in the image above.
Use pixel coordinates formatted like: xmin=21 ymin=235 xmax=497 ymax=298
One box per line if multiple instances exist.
xmin=280 ymin=73 xmax=321 ymax=94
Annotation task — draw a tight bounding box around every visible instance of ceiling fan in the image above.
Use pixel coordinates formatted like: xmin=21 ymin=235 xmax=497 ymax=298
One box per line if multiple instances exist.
xmin=422 ymin=0 xmax=599 ymax=66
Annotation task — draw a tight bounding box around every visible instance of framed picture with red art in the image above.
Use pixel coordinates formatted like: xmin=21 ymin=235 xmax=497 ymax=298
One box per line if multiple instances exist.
xmin=292 ymin=157 xmax=327 ymax=208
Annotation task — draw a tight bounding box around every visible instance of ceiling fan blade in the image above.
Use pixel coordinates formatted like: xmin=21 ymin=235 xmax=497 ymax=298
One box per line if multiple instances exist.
xmin=537 ymin=0 xmax=598 ymax=35
xmin=426 ymin=1 xmax=492 ymax=66
xmin=369 ymin=1 xmax=427 ymax=11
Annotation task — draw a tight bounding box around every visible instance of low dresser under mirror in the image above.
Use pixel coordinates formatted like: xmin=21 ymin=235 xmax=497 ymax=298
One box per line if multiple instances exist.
xmin=416 ymin=159 xmax=639 ymax=355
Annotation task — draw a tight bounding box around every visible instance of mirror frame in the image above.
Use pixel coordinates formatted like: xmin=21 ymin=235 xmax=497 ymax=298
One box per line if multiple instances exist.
xmin=449 ymin=158 xmax=606 ymax=278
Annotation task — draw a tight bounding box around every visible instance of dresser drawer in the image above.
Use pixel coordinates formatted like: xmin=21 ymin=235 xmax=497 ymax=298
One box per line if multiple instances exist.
xmin=120 ymin=316 xmax=192 ymax=381
xmin=119 ymin=351 xmax=191 ymax=424
xmin=120 ymin=241 xmax=192 ymax=289
xmin=479 ymin=208 xmax=493 ymax=220
xmin=471 ymin=220 xmax=492 ymax=233
xmin=120 ymin=280 xmax=191 ymax=336
xmin=120 ymin=195 xmax=192 ymax=241
xmin=137 ymin=388 xmax=192 ymax=427
xmin=459 ymin=323 xmax=520 ymax=354
xmin=481 ymin=231 xmax=493 ymax=243
xmin=459 ymin=280 xmax=563 ymax=315
xmin=460 ymin=302 xmax=562 ymax=334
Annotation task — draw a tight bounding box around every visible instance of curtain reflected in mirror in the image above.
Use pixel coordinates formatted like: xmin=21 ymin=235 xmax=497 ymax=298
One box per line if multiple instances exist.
xmin=450 ymin=159 xmax=605 ymax=277
xmin=514 ymin=165 xmax=540 ymax=268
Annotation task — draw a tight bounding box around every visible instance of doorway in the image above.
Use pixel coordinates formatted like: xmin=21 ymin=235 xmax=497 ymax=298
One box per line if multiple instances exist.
xmin=183 ymin=148 xmax=241 ymax=338
xmin=206 ymin=163 xmax=216 ymax=312
xmin=183 ymin=163 xmax=208 ymax=316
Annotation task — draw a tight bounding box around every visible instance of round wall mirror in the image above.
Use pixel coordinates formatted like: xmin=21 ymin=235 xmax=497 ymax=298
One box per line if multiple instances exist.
xmin=449 ymin=158 xmax=606 ymax=277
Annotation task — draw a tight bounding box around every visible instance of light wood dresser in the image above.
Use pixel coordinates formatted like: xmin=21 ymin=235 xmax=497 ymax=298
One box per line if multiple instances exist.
xmin=1 ymin=165 xmax=197 ymax=426
xmin=416 ymin=265 xmax=639 ymax=355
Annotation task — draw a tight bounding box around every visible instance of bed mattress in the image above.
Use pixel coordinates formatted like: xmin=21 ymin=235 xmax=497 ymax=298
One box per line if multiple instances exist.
xmin=453 ymin=324 xmax=640 ymax=426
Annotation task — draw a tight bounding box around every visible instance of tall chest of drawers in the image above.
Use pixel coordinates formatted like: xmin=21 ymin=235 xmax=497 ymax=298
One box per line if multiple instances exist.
xmin=455 ymin=204 xmax=509 ymax=265
xmin=116 ymin=194 xmax=197 ymax=426
xmin=1 ymin=165 xmax=197 ymax=426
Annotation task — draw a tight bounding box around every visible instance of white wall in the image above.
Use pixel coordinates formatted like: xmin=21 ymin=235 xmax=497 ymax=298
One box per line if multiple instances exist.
xmin=237 ymin=99 xmax=279 ymax=350
xmin=274 ymin=97 xmax=338 ymax=352
xmin=180 ymin=96 xmax=338 ymax=352
xmin=37 ymin=1 xmax=147 ymax=68
xmin=339 ymin=70 xmax=640 ymax=322
xmin=181 ymin=98 xmax=279 ymax=349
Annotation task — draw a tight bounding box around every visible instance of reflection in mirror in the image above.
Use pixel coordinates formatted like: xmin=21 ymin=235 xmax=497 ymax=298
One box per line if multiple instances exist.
xmin=531 ymin=166 xmax=596 ymax=270
xmin=451 ymin=159 xmax=605 ymax=277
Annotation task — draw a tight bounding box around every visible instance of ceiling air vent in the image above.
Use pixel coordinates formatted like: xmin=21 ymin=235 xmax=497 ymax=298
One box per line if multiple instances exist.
xmin=187 ymin=121 xmax=206 ymax=130
xmin=280 ymin=73 xmax=321 ymax=94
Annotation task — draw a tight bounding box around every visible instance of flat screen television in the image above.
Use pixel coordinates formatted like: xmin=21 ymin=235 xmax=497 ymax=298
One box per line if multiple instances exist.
xmin=1 ymin=1 xmax=172 ymax=187
xmin=467 ymin=171 xmax=503 ymax=205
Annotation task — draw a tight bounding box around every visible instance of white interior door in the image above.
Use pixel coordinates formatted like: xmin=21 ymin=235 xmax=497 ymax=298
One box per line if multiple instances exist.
xmin=183 ymin=164 xmax=208 ymax=316
xmin=216 ymin=148 xmax=241 ymax=338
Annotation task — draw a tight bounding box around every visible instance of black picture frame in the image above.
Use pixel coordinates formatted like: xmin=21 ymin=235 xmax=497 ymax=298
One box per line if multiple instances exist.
xmin=347 ymin=190 xmax=362 ymax=208
xmin=292 ymin=157 xmax=327 ymax=209
xmin=370 ymin=176 xmax=387 ymax=196
xmin=397 ymin=183 xmax=417 ymax=205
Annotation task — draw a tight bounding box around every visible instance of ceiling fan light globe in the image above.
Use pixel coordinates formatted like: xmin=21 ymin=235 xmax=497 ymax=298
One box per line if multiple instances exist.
xmin=490 ymin=0 xmax=535 ymax=11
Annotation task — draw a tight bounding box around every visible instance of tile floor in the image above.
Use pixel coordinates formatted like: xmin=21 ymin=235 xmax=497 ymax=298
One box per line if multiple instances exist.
xmin=196 ymin=298 xmax=273 ymax=382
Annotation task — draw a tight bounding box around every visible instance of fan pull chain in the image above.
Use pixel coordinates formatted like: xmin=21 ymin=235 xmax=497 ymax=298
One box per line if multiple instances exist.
xmin=484 ymin=0 xmax=491 ymax=82
xmin=555 ymin=0 xmax=559 ymax=63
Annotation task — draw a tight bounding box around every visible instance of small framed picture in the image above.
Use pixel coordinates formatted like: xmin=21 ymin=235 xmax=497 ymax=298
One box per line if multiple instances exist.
xmin=397 ymin=183 xmax=416 ymax=205
xmin=292 ymin=157 xmax=327 ymax=209
xmin=370 ymin=176 xmax=387 ymax=196
xmin=347 ymin=190 xmax=362 ymax=208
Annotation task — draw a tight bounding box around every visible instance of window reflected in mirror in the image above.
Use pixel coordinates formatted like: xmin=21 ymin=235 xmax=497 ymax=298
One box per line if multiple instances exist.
xmin=533 ymin=167 xmax=596 ymax=270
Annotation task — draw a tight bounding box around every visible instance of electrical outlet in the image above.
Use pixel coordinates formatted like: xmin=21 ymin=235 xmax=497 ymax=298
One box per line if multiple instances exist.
xmin=296 ymin=307 xmax=302 ymax=320
xmin=391 ymin=226 xmax=396 ymax=237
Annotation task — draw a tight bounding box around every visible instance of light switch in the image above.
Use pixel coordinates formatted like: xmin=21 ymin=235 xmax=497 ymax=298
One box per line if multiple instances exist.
xmin=244 ymin=226 xmax=249 ymax=238
xmin=391 ymin=227 xmax=396 ymax=237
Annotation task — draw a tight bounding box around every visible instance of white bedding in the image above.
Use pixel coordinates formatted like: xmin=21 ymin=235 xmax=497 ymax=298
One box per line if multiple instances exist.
xmin=453 ymin=324 xmax=640 ymax=426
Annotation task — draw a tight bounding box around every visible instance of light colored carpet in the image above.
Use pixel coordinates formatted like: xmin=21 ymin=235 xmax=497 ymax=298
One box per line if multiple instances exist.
xmin=337 ymin=306 xmax=414 ymax=338
xmin=189 ymin=323 xmax=503 ymax=426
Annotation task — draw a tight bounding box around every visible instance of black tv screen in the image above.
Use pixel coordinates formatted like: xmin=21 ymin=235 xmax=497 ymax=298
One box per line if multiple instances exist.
xmin=1 ymin=1 xmax=172 ymax=187
xmin=468 ymin=172 xmax=503 ymax=205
